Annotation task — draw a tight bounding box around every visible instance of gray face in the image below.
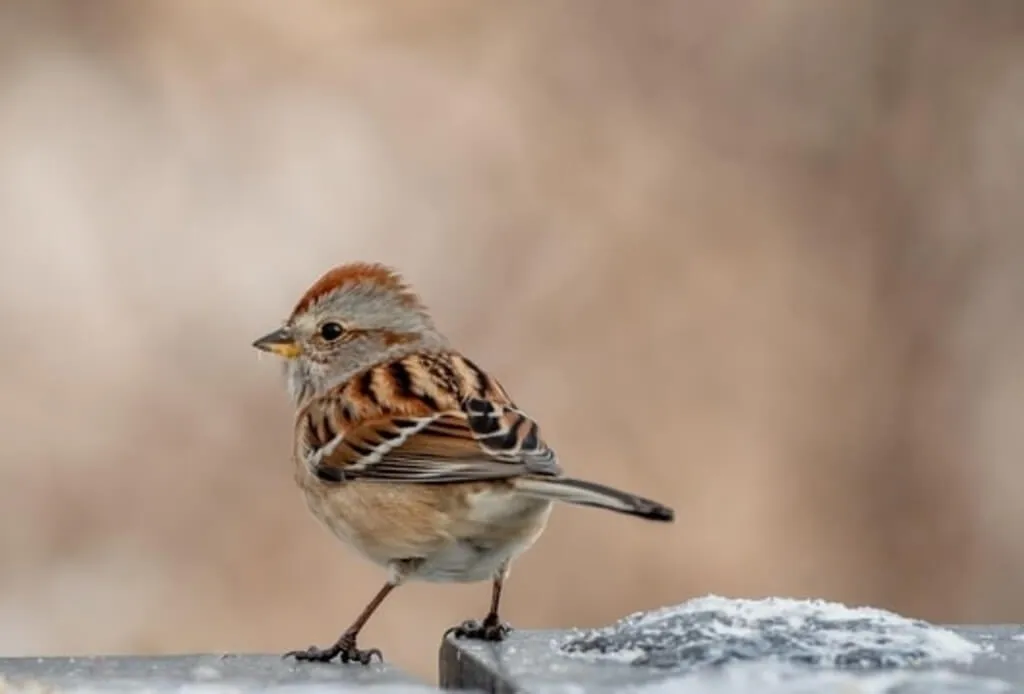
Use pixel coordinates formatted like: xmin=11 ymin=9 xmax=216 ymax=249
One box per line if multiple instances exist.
xmin=279 ymin=281 xmax=448 ymax=405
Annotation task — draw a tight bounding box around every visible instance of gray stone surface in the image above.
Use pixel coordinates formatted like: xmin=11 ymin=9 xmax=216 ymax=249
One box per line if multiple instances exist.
xmin=441 ymin=628 xmax=1024 ymax=693
xmin=438 ymin=597 xmax=1024 ymax=693
xmin=0 ymin=654 xmax=439 ymax=693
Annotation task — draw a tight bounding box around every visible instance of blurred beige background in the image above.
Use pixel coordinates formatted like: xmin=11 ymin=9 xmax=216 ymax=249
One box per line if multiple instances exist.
xmin=1 ymin=0 xmax=1023 ymax=680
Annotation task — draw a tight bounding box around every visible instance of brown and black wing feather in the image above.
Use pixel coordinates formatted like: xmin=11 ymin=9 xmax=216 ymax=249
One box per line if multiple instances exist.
xmin=296 ymin=352 xmax=562 ymax=484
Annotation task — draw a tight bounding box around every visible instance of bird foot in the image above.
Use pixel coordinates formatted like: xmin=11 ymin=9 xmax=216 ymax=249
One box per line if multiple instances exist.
xmin=284 ymin=634 xmax=382 ymax=665
xmin=447 ymin=617 xmax=512 ymax=642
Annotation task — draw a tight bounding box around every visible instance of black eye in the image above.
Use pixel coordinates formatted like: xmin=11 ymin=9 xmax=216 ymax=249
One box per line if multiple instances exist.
xmin=318 ymin=322 xmax=345 ymax=341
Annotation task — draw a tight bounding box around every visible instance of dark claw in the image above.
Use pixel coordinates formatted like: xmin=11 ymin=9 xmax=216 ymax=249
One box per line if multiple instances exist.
xmin=283 ymin=645 xmax=336 ymax=663
xmin=283 ymin=639 xmax=383 ymax=665
xmin=342 ymin=646 xmax=383 ymax=665
xmin=447 ymin=617 xmax=512 ymax=642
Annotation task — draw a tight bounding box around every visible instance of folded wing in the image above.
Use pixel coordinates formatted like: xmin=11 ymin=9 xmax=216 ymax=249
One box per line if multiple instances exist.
xmin=300 ymin=396 xmax=562 ymax=484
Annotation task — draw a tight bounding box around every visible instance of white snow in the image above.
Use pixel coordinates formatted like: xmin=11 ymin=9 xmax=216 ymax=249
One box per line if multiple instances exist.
xmin=560 ymin=595 xmax=986 ymax=671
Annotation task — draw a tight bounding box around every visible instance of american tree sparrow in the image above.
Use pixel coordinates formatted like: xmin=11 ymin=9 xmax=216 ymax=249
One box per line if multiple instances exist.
xmin=252 ymin=262 xmax=675 ymax=665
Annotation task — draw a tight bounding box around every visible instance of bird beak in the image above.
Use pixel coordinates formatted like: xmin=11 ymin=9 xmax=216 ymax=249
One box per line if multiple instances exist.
xmin=252 ymin=327 xmax=302 ymax=359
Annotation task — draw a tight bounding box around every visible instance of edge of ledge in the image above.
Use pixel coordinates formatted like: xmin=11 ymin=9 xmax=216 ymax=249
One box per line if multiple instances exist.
xmin=438 ymin=634 xmax=515 ymax=694
xmin=0 ymin=653 xmax=436 ymax=692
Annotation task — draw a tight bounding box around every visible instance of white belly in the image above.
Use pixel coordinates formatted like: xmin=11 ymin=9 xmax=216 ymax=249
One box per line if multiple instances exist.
xmin=413 ymin=540 xmax=517 ymax=582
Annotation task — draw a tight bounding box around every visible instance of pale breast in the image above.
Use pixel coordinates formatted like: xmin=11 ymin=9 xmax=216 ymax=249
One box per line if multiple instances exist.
xmin=300 ymin=474 xmax=553 ymax=583
xmin=302 ymin=480 xmax=453 ymax=566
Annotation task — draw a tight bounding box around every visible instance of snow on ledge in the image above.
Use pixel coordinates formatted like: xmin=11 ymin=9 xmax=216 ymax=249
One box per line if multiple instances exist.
xmin=559 ymin=595 xmax=986 ymax=671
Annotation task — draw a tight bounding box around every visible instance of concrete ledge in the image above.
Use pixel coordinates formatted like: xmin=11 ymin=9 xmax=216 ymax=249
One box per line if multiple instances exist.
xmin=440 ymin=627 xmax=1024 ymax=693
xmin=0 ymin=654 xmax=438 ymax=693
xmin=438 ymin=598 xmax=1024 ymax=693
xmin=439 ymin=629 xmax=673 ymax=693
xmin=5 ymin=602 xmax=1024 ymax=693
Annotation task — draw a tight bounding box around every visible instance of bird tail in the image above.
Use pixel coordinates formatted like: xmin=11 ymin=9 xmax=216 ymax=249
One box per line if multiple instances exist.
xmin=512 ymin=476 xmax=674 ymax=522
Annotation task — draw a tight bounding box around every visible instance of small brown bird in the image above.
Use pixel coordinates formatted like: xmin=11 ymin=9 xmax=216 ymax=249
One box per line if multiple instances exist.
xmin=252 ymin=262 xmax=674 ymax=665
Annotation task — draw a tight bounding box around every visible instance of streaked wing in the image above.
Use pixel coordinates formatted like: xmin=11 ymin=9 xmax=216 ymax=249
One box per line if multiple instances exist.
xmin=301 ymin=396 xmax=562 ymax=484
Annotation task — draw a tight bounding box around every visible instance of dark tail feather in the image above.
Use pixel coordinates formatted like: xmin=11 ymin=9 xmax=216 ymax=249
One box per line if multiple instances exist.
xmin=513 ymin=476 xmax=674 ymax=522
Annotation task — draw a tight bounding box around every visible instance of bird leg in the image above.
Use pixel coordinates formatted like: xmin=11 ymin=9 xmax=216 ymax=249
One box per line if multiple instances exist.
xmin=285 ymin=581 xmax=395 ymax=664
xmin=448 ymin=567 xmax=512 ymax=642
